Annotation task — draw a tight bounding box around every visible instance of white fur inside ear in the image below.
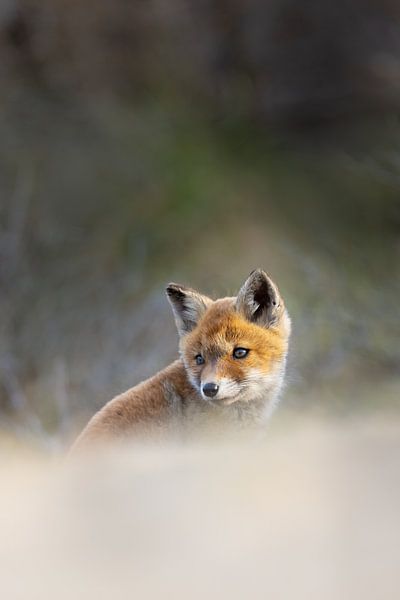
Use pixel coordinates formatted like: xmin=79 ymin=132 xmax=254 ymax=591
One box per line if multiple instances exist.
xmin=236 ymin=269 xmax=282 ymax=327
xmin=166 ymin=284 xmax=212 ymax=335
xmin=251 ymin=300 xmax=261 ymax=317
xmin=181 ymin=303 xmax=200 ymax=325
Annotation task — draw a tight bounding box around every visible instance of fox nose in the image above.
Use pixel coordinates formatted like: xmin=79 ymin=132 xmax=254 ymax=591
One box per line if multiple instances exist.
xmin=202 ymin=382 xmax=219 ymax=398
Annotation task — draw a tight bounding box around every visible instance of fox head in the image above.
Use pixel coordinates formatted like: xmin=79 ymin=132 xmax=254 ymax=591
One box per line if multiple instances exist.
xmin=166 ymin=270 xmax=291 ymax=410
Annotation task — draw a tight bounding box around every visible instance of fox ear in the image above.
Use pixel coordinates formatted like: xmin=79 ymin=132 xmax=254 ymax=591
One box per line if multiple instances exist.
xmin=166 ymin=283 xmax=212 ymax=335
xmin=236 ymin=269 xmax=283 ymax=327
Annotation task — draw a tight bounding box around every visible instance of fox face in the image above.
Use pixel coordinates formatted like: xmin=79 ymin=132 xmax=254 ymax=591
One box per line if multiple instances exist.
xmin=166 ymin=270 xmax=291 ymax=408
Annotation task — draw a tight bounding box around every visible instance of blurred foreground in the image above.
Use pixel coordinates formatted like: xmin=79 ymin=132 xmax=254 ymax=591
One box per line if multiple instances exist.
xmin=1 ymin=414 xmax=399 ymax=600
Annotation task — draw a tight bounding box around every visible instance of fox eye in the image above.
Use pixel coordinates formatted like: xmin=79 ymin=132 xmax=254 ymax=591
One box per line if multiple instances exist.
xmin=195 ymin=354 xmax=205 ymax=365
xmin=233 ymin=347 xmax=249 ymax=359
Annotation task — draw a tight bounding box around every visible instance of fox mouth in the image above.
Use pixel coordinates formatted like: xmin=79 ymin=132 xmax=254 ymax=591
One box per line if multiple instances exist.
xmin=220 ymin=395 xmax=241 ymax=405
xmin=203 ymin=392 xmax=241 ymax=406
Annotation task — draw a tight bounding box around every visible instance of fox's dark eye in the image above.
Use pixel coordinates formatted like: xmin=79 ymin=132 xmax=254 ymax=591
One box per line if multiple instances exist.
xmin=195 ymin=354 xmax=205 ymax=365
xmin=233 ymin=347 xmax=249 ymax=359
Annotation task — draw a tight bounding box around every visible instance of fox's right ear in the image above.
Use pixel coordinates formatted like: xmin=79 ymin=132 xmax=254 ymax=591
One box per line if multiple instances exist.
xmin=166 ymin=283 xmax=212 ymax=336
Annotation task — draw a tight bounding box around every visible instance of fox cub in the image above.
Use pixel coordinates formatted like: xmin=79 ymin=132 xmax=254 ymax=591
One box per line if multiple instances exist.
xmin=74 ymin=269 xmax=291 ymax=447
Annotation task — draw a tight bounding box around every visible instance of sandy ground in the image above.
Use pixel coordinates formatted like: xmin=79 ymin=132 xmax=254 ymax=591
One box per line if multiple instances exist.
xmin=0 ymin=414 xmax=399 ymax=600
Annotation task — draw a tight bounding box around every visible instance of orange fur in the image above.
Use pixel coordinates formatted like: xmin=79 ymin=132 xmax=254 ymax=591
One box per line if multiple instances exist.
xmin=72 ymin=270 xmax=291 ymax=450
xmin=183 ymin=300 xmax=287 ymax=379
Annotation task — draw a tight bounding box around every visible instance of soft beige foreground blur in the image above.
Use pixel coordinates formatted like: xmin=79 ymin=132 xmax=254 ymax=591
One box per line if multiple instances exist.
xmin=1 ymin=415 xmax=399 ymax=600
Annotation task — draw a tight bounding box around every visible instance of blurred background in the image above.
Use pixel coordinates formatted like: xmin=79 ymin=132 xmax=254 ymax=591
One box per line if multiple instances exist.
xmin=0 ymin=0 xmax=399 ymax=448
xmin=0 ymin=4 xmax=399 ymax=599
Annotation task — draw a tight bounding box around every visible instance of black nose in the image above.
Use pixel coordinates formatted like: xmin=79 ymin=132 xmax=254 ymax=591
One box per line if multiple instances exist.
xmin=202 ymin=382 xmax=219 ymax=398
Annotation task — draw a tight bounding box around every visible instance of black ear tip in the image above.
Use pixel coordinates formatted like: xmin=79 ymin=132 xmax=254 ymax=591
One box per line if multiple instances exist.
xmin=249 ymin=268 xmax=268 ymax=280
xmin=166 ymin=283 xmax=177 ymax=295
xmin=166 ymin=283 xmax=185 ymax=299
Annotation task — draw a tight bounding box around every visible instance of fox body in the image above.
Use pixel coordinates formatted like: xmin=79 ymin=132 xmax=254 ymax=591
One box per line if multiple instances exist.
xmin=74 ymin=270 xmax=291 ymax=447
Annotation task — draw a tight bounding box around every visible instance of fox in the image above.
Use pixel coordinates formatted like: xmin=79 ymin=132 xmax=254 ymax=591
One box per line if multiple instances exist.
xmin=73 ymin=269 xmax=291 ymax=448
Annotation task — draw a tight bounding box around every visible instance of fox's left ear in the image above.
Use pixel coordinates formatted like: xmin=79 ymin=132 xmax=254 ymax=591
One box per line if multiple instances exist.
xmin=166 ymin=283 xmax=212 ymax=336
xmin=236 ymin=269 xmax=283 ymax=327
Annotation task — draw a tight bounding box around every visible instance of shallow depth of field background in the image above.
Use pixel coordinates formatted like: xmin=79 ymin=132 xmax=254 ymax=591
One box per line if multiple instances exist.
xmin=0 ymin=0 xmax=398 ymax=446
xmin=0 ymin=3 xmax=399 ymax=599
